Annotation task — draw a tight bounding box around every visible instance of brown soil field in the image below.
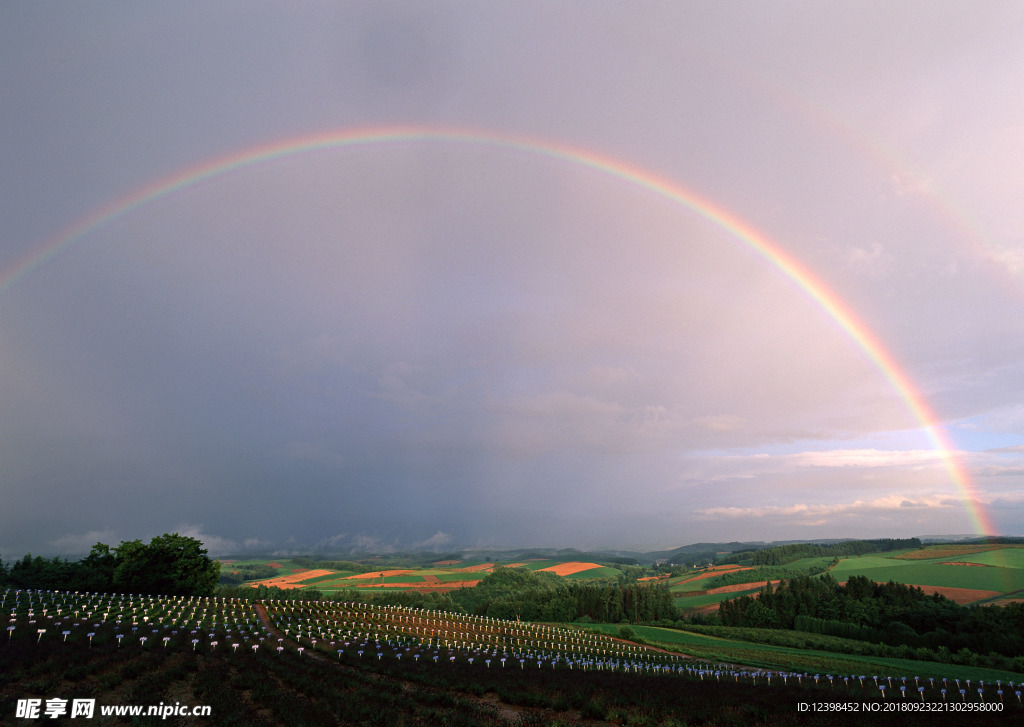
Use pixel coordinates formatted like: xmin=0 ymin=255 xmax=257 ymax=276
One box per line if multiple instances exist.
xmin=940 ymin=561 xmax=992 ymax=567
xmin=913 ymin=585 xmax=1001 ymax=604
xmin=704 ymin=581 xmax=771 ymax=595
xmin=538 ymin=561 xmax=602 ymax=576
xmin=432 ymin=560 xmax=462 ymax=566
xmin=342 ymin=569 xmax=416 ymax=580
xmin=353 ymin=580 xmax=481 ymax=592
xmin=246 ymin=568 xmax=335 ymax=589
xmin=638 ymin=575 xmax=670 ymax=582
xmin=266 ymin=562 xmax=283 ymax=568
xmin=837 ymin=580 xmax=999 ymax=605
xmin=454 ymin=562 xmax=527 ymax=573
xmin=894 ymin=544 xmax=1012 ymax=560
xmin=682 ymin=603 xmax=723 ymax=615
xmin=988 ymin=597 xmax=1024 ymax=606
xmin=423 ymin=575 xmax=440 ymax=584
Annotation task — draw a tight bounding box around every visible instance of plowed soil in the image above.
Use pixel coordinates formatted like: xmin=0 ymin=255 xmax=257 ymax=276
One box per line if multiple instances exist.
xmin=913 ymin=585 xmax=1000 ymax=604
xmin=247 ymin=568 xmax=334 ymax=589
xmin=538 ymin=562 xmax=602 ymax=576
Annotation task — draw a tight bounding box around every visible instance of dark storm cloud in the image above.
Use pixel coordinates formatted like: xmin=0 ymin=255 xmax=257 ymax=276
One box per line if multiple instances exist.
xmin=1 ymin=2 xmax=1022 ymax=556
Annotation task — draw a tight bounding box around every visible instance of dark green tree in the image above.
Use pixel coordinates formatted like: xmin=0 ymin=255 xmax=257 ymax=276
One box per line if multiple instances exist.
xmin=112 ymin=533 xmax=220 ymax=596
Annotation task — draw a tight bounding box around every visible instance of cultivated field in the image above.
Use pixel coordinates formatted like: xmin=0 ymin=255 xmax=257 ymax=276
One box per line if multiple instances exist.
xmin=3 ymin=588 xmax=1019 ymax=726
xmin=830 ymin=545 xmax=1024 ymax=604
xmin=237 ymin=558 xmax=623 ymax=595
xmin=670 ymin=544 xmax=1024 ymax=613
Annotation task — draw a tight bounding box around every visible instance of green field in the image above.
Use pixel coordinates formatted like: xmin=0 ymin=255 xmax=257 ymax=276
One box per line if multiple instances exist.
xmin=668 ymin=544 xmax=1024 ymax=614
xmin=954 ymin=547 xmax=1024 ymax=568
xmin=518 ymin=559 xmax=560 ymax=570
xmin=673 ymin=586 xmax=766 ymax=610
xmin=589 ymin=624 xmax=1024 ymax=684
xmin=830 ymin=549 xmax=1024 ymax=596
xmin=563 ymin=565 xmax=624 ymax=579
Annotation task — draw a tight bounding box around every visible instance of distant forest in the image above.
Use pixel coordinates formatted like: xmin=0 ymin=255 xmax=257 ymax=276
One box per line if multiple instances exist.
xmin=716 ymin=538 xmax=921 ymax=566
xmin=717 ymin=574 xmax=1024 ymax=669
xmin=0 ymin=534 xmax=220 ymax=596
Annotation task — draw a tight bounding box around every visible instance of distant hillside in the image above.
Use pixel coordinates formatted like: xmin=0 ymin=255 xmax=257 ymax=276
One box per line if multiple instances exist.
xmin=216 ymin=536 xmax=1024 ymax=567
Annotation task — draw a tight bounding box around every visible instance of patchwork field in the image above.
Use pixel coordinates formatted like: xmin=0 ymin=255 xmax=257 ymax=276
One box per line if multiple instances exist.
xmin=671 ymin=543 xmax=1024 ymax=612
xmin=830 ymin=545 xmax=1024 ymax=603
xmin=236 ymin=557 xmax=633 ymax=595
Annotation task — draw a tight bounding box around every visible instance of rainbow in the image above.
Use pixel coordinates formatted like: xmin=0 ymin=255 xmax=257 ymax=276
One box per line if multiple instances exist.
xmin=1 ymin=124 xmax=995 ymax=535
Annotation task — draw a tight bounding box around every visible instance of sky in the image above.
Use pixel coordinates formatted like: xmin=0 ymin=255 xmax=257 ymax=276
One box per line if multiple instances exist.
xmin=2 ymin=2 xmax=1024 ymax=557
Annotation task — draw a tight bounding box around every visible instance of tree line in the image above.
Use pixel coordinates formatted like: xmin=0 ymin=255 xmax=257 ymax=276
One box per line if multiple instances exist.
xmin=716 ymin=538 xmax=922 ymax=567
xmin=717 ymin=574 xmax=1024 ymax=662
xmin=0 ymin=533 xmax=220 ymax=596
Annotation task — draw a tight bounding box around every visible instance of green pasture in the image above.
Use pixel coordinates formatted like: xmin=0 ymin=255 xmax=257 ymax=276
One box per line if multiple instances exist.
xmin=222 ymin=558 xmax=305 ymax=573
xmin=370 ymin=574 xmax=425 ymax=583
xmin=673 ymin=586 xmax=765 ymax=610
xmin=670 ymin=577 xmax=721 ymax=594
xmin=831 ymin=559 xmax=1024 ymax=593
xmin=831 ymin=555 xmax=906 ymax=571
xmin=564 ymin=566 xmax=623 ymax=579
xmin=435 ymin=572 xmax=483 ymax=582
xmin=411 ymin=568 xmax=460 ymax=577
xmin=954 ymin=547 xmax=1024 ymax=568
xmin=784 ymin=556 xmax=835 ymax=570
xmin=519 ymin=560 xmax=560 ymax=570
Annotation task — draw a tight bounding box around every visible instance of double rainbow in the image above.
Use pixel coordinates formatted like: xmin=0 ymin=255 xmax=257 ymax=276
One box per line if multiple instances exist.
xmin=0 ymin=125 xmax=993 ymax=535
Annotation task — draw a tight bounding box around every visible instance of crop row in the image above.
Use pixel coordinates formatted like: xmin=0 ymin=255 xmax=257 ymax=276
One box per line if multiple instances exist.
xmin=4 ymin=588 xmax=1022 ymax=725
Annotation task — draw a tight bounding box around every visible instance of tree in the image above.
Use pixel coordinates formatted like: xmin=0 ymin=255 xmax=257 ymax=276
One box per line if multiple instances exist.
xmin=113 ymin=533 xmax=220 ymax=596
xmin=77 ymin=542 xmax=117 ymax=591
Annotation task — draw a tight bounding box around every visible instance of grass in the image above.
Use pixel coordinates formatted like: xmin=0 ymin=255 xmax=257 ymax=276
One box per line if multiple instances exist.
xmin=782 ymin=556 xmax=835 ymax=570
xmin=673 ymin=586 xmax=765 ymax=609
xmin=434 ymin=573 xmax=483 ymax=583
xmin=563 ymin=566 xmax=622 ymax=579
xmin=518 ymin=560 xmax=560 ymax=570
xmin=589 ymin=624 xmax=1024 ymax=683
xmin=956 ymin=547 xmax=1024 ymax=568
xmin=830 ymin=560 xmax=1024 ymax=592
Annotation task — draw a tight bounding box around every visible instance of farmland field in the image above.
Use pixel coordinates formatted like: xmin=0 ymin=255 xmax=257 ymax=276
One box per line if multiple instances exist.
xmin=590 ymin=624 xmax=1024 ymax=684
xmin=2 ymin=587 xmax=1019 ymax=726
xmin=235 ymin=557 xmax=634 ymax=594
xmin=830 ymin=545 xmax=1024 ymax=603
xmin=671 ymin=544 xmax=1024 ymax=612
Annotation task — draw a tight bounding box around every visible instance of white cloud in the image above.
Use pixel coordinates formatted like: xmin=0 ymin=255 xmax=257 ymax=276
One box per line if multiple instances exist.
xmin=47 ymin=529 xmax=118 ymax=555
xmin=790 ymin=449 xmax=952 ymax=469
xmin=172 ymin=524 xmax=241 ymax=556
xmin=414 ymin=530 xmax=453 ymax=551
xmin=698 ymin=493 xmax=957 ymax=522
